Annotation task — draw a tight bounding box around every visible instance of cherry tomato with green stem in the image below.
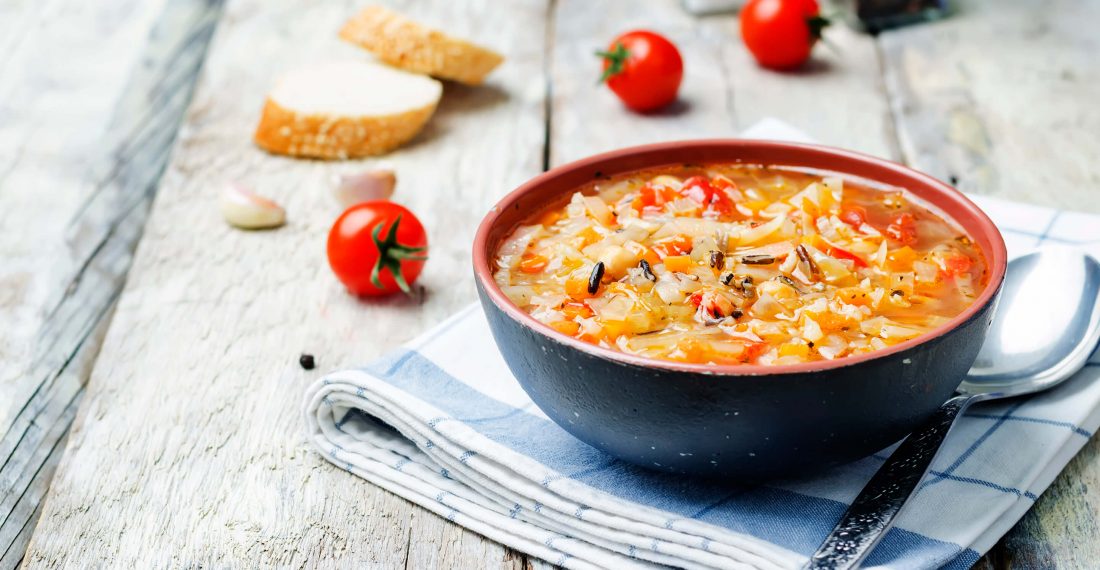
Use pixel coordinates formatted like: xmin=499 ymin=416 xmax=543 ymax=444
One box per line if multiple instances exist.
xmin=327 ymin=201 xmax=428 ymax=296
xmin=740 ymin=0 xmax=829 ymax=70
xmin=597 ymin=30 xmax=683 ymax=113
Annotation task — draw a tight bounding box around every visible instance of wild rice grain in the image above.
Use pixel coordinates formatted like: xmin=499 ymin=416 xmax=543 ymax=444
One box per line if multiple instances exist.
xmin=588 ymin=261 xmax=605 ymax=294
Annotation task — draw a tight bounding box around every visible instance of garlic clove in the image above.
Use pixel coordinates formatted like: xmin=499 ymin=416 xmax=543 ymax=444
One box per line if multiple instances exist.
xmin=221 ymin=183 xmax=286 ymax=230
xmin=334 ymin=168 xmax=396 ymax=208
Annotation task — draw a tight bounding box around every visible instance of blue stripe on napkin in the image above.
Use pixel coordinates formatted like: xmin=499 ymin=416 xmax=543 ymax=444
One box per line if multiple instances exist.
xmin=364 ymin=348 xmax=980 ymax=568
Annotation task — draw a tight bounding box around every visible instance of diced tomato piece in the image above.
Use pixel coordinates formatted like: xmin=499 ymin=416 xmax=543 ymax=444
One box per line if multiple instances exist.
xmin=631 ymin=183 xmax=679 ymax=213
xmin=687 ymin=291 xmax=704 ymax=307
xmin=681 ymin=176 xmax=735 ymax=217
xmin=944 ymin=254 xmax=972 ymax=277
xmin=710 ymin=176 xmax=739 ymax=192
xmin=827 ymin=246 xmax=867 ymax=268
xmin=653 ymin=235 xmax=693 ymax=258
xmin=839 ymin=206 xmax=868 ymax=228
xmin=886 ymin=212 xmax=918 ymax=244
xmin=518 ymin=253 xmax=549 ymax=273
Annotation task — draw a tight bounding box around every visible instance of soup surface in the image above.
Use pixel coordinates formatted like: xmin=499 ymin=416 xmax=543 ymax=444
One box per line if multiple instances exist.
xmin=493 ymin=165 xmax=987 ymax=366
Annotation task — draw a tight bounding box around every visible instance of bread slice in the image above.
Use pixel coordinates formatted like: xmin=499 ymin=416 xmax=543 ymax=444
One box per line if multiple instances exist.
xmin=253 ymin=61 xmax=442 ymax=159
xmin=339 ymin=6 xmax=504 ymax=85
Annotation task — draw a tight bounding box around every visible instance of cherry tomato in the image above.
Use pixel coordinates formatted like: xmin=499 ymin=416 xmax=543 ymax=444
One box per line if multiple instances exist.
xmin=597 ymin=30 xmax=683 ymax=112
xmin=327 ymin=201 xmax=428 ymax=296
xmin=839 ymin=205 xmax=868 ymax=229
xmin=740 ymin=0 xmax=828 ymax=70
xmin=886 ymin=212 xmax=918 ymax=245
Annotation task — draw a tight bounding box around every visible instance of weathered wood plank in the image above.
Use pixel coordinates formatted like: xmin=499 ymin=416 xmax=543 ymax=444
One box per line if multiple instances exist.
xmin=549 ymin=0 xmax=896 ymax=166
xmin=877 ymin=1 xmax=1100 ymax=566
xmin=879 ymin=0 xmax=1100 ymax=212
xmin=549 ymin=0 xmax=736 ymax=166
xmin=21 ymin=0 xmax=550 ymax=566
xmin=0 ymin=0 xmax=223 ymax=566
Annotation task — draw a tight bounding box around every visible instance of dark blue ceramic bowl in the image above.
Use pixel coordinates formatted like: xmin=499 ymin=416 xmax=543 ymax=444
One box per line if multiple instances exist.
xmin=473 ymin=140 xmax=1007 ymax=479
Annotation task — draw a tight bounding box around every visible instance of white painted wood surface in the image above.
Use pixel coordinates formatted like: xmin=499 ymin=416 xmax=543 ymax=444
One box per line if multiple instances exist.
xmin=6 ymin=0 xmax=1100 ymax=568
xmin=0 ymin=0 xmax=222 ymax=566
xmin=21 ymin=0 xmax=550 ymax=566
xmin=880 ymin=0 xmax=1100 ymax=213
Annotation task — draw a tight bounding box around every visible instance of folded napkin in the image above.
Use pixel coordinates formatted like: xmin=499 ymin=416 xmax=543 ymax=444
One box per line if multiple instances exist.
xmin=304 ymin=120 xmax=1100 ymax=569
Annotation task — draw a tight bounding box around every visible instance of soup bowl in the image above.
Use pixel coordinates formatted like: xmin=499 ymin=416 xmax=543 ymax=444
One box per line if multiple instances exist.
xmin=472 ymin=140 xmax=1007 ymax=479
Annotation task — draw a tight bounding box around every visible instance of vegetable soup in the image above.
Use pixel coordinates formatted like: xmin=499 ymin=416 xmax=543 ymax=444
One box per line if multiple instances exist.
xmin=492 ymin=165 xmax=987 ymax=366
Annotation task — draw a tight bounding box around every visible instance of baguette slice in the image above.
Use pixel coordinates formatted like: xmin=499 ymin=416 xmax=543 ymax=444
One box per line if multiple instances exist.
xmin=339 ymin=6 xmax=504 ymax=85
xmin=253 ymin=61 xmax=442 ymax=160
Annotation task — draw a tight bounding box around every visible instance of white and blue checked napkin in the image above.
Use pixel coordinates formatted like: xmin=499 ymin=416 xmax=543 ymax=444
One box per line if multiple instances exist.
xmin=304 ymin=121 xmax=1100 ymax=569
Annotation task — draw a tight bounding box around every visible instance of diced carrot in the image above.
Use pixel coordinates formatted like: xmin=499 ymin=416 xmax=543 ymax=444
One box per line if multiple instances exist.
xmin=664 ymin=255 xmax=693 ymax=272
xmin=887 ymin=246 xmax=919 ymax=270
xmin=565 ymin=277 xmax=592 ymax=299
xmin=577 ymin=226 xmax=600 ymax=246
xmin=835 ymin=287 xmax=872 ymax=306
xmin=518 ymin=253 xmax=549 ymax=273
xmin=538 ymin=210 xmax=562 ymax=227
xmin=600 ymin=320 xmax=628 ymax=340
xmin=741 ymin=342 xmax=769 ymax=363
xmin=653 ymin=234 xmax=693 ymax=258
xmin=624 ymin=242 xmax=660 ymax=266
xmin=778 ymin=342 xmax=810 ymax=358
xmin=549 ymin=320 xmax=580 ymax=336
xmin=675 ymin=338 xmax=710 ymax=362
xmin=560 ymin=302 xmax=593 ymax=319
xmin=814 ymin=312 xmax=855 ymax=331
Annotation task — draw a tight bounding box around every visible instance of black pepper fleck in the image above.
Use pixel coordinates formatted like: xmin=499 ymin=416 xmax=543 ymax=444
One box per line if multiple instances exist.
xmin=299 ymin=354 xmax=316 ymax=370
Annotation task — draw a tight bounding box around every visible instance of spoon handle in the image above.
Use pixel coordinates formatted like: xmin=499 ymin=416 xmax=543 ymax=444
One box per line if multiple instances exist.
xmin=804 ymin=393 xmax=976 ymax=570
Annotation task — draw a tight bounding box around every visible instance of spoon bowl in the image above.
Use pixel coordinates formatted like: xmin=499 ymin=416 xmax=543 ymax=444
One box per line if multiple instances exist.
xmin=962 ymin=248 xmax=1100 ymax=397
xmin=809 ymin=249 xmax=1100 ymax=569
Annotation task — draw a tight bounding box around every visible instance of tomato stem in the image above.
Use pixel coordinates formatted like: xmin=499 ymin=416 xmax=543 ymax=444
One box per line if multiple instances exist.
xmin=595 ymin=43 xmax=630 ymax=83
xmin=370 ymin=214 xmax=427 ymax=296
xmin=807 ymin=14 xmax=830 ymax=41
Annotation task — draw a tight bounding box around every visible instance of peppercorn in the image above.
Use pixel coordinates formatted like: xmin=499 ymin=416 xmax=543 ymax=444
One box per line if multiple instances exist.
xmin=299 ymin=354 xmax=316 ymax=370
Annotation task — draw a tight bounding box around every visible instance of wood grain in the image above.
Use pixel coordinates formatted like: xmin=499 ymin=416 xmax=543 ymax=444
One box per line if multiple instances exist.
xmin=0 ymin=0 xmax=222 ymax=566
xmin=9 ymin=0 xmax=1100 ymax=567
xmin=879 ymin=0 xmax=1100 ymax=212
xmin=548 ymin=0 xmax=896 ymax=169
xmin=875 ymin=1 xmax=1100 ymax=565
xmin=21 ymin=0 xmax=551 ymax=566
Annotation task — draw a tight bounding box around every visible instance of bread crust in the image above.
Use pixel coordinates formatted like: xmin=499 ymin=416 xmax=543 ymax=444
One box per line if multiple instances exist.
xmin=339 ymin=6 xmax=504 ymax=85
xmin=253 ymin=97 xmax=437 ymax=160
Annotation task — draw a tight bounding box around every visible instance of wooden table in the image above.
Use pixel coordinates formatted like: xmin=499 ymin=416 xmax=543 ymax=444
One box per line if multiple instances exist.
xmin=3 ymin=0 xmax=1098 ymax=567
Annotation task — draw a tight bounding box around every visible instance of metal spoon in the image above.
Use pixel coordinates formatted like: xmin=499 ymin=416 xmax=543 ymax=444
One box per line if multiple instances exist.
xmin=806 ymin=248 xmax=1100 ymax=569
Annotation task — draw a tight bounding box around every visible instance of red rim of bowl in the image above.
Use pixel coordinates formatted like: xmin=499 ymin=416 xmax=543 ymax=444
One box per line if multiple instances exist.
xmin=472 ymin=139 xmax=1008 ymax=376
